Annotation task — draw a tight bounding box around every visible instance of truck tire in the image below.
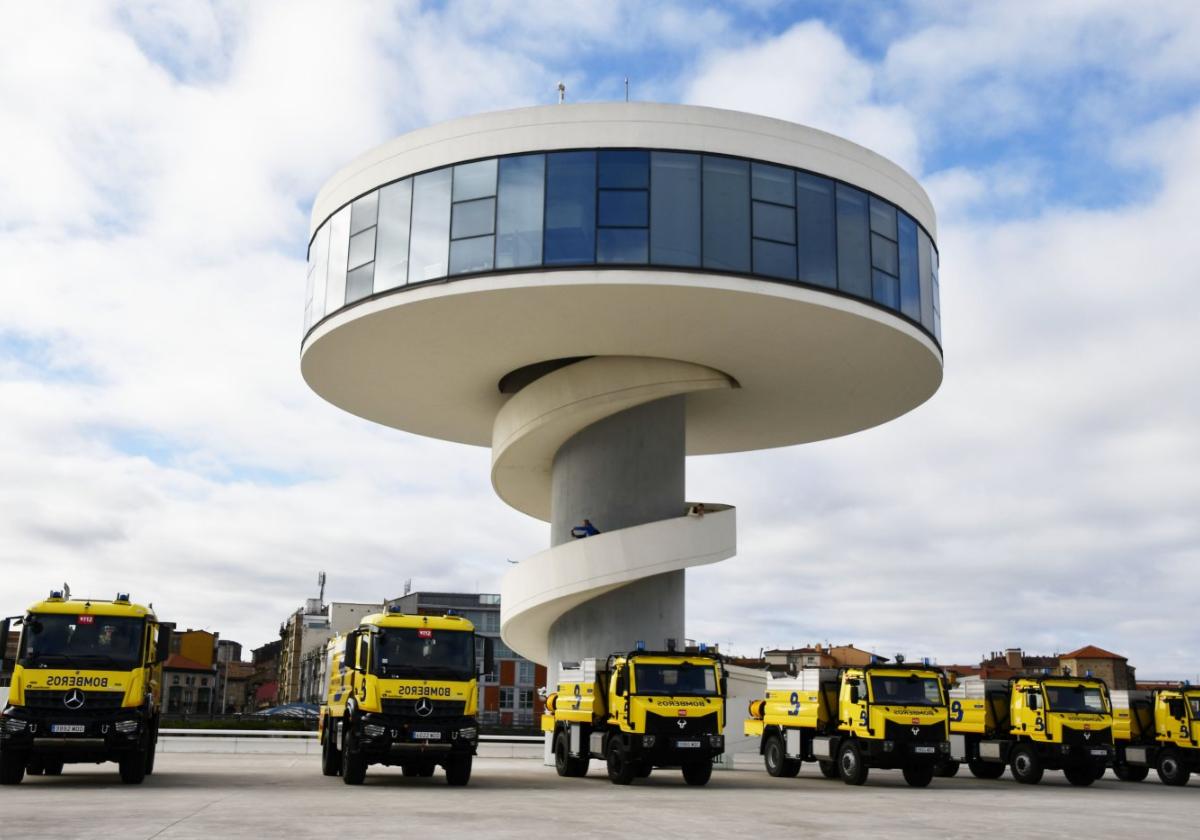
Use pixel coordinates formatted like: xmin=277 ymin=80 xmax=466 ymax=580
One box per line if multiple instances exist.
xmin=1010 ymin=745 xmax=1043 ymax=785
xmin=606 ymin=740 xmax=636 ymax=785
xmin=1063 ymin=765 xmax=1097 ymax=786
xmin=636 ymin=762 xmax=653 ymax=778
xmin=968 ymin=759 xmax=1005 ymax=779
xmin=341 ymin=729 xmax=367 ymax=786
xmin=764 ymin=734 xmax=801 ymax=778
xmin=554 ymin=733 xmax=588 ymax=777
xmin=1156 ymin=748 xmax=1191 ymax=787
xmin=1113 ymin=763 xmax=1149 ymax=782
xmin=681 ymin=759 xmax=713 ymax=786
xmin=144 ymin=724 xmax=157 ymax=777
xmin=119 ymin=749 xmax=147 ymax=785
xmin=0 ymin=751 xmax=26 ymax=786
xmin=444 ymin=755 xmax=472 ymax=786
xmin=817 ymin=760 xmax=839 ymax=779
xmin=933 ymin=760 xmax=959 ymax=778
xmin=837 ymin=741 xmax=869 ymax=786
xmin=321 ymin=722 xmax=342 ymax=777
xmin=903 ymin=762 xmax=935 ymax=788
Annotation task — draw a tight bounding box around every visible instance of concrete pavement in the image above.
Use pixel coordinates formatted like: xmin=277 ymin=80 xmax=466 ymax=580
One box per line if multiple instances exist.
xmin=1 ymin=755 xmax=1198 ymax=839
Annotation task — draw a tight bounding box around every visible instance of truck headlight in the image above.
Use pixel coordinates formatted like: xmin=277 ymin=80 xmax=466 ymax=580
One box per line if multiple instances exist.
xmin=641 ymin=734 xmax=656 ymax=748
xmin=882 ymin=740 xmax=895 ymax=753
xmin=363 ymin=724 xmax=385 ymax=738
xmin=458 ymin=727 xmax=477 ymax=741
xmin=114 ymin=719 xmax=139 ymax=734
xmin=1 ymin=717 xmax=27 ymax=733
xmin=708 ymin=735 xmax=724 ymax=749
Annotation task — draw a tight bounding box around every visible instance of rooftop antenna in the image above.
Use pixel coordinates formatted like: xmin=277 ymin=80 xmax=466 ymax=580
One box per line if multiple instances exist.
xmin=317 ymin=571 xmax=326 ymax=607
xmin=403 ymin=578 xmax=412 ymax=596
xmin=624 ymin=76 xmax=629 ymax=102
xmin=557 ymin=81 xmax=566 ymax=104
xmin=63 ymin=582 xmax=71 ymax=600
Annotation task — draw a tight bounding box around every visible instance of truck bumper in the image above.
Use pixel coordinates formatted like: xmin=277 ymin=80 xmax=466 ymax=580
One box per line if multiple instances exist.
xmin=351 ymin=713 xmax=478 ymax=763
xmin=620 ymin=732 xmax=724 ymax=767
xmin=0 ymin=708 xmax=148 ymax=762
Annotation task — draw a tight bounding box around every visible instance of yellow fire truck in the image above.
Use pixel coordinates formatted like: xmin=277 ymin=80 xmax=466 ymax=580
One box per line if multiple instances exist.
xmin=947 ymin=675 xmax=1114 ymax=785
xmin=0 ymin=591 xmax=172 ymax=785
xmin=542 ymin=648 xmax=727 ymax=785
xmin=744 ymin=662 xmax=951 ymax=786
xmin=318 ymin=609 xmax=492 ymax=785
xmin=1110 ymin=684 xmax=1200 ymax=786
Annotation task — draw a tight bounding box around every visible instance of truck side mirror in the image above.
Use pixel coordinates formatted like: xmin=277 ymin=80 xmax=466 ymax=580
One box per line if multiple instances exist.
xmin=849 ymin=685 xmax=860 ymax=705
xmin=614 ymin=669 xmax=628 ymax=696
xmin=720 ymin=675 xmax=728 ymax=697
xmin=482 ymin=637 xmax=495 ymax=677
xmin=155 ymin=624 xmax=174 ymax=664
xmin=1027 ymin=692 xmax=1040 ymax=710
xmin=343 ymin=632 xmax=359 ymax=671
xmin=1166 ymin=699 xmax=1185 ymax=718
xmin=0 ymin=618 xmax=10 ymax=673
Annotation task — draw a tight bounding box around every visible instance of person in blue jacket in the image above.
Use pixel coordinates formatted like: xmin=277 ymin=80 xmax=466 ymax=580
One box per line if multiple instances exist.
xmin=570 ymin=519 xmax=600 ymax=538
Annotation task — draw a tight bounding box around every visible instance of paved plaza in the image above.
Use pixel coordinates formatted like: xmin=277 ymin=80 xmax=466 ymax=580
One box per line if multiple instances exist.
xmin=1 ymin=755 xmax=1197 ymax=839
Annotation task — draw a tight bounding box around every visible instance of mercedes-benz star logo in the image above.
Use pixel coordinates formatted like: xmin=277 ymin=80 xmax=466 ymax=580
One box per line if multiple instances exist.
xmin=415 ymin=698 xmax=434 ymax=717
xmin=63 ymin=689 xmax=86 ymax=710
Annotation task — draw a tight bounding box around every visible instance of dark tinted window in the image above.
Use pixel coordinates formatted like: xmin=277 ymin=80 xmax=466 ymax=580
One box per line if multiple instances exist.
xmin=796 ymin=173 xmax=837 ymax=289
xmin=453 ymin=159 xmax=497 ymax=202
xmin=650 ymin=152 xmax=700 ymax=267
xmin=869 ymin=196 xmax=897 ymax=240
xmin=598 ymin=150 xmax=649 ymax=188
xmin=918 ymin=227 xmax=934 ymax=330
xmin=449 ymin=235 xmax=494 ymax=275
xmin=836 ymin=183 xmax=871 ymax=299
xmin=898 ymin=212 xmax=920 ymax=321
xmin=544 ymin=151 xmax=596 ymax=265
xmin=753 ymin=239 xmax=797 ymax=280
xmin=702 ymin=156 xmax=750 ymax=272
xmin=752 ymin=163 xmax=794 ymax=205
xmin=451 ymin=197 xmax=496 ymax=239
xmin=496 ymin=154 xmax=544 ymax=269
xmin=872 ymin=269 xmax=899 ymax=309
xmin=597 ymin=228 xmax=648 ymax=263
xmin=871 ymin=232 xmax=898 ymax=275
xmin=753 ymin=201 xmax=796 ymax=244
xmin=598 ymin=190 xmax=648 ymax=227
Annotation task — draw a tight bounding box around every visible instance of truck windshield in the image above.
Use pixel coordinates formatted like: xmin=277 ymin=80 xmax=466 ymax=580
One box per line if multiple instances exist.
xmin=633 ymin=662 xmax=719 ymax=696
xmin=19 ymin=614 xmax=144 ymax=670
xmin=868 ymin=675 xmax=943 ymax=706
xmin=1044 ymin=684 xmax=1106 ymax=713
xmin=374 ymin=629 xmax=474 ymax=680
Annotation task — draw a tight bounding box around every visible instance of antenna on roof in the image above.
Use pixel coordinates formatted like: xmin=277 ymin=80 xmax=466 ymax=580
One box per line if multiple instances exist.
xmin=63 ymin=583 xmax=71 ymax=600
xmin=317 ymin=571 xmax=326 ymax=607
xmin=403 ymin=578 xmax=412 ymax=596
xmin=624 ymin=76 xmax=629 ymax=102
xmin=557 ymin=81 xmax=566 ymax=104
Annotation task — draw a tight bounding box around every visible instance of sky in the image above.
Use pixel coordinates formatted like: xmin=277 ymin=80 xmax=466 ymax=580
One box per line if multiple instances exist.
xmin=2 ymin=0 xmax=1199 ymax=679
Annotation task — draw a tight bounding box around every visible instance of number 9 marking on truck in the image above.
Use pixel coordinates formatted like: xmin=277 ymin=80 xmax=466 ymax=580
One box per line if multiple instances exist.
xmin=788 ymin=691 xmax=800 ymax=716
xmin=573 ymin=682 xmax=582 ymax=710
xmin=950 ymin=700 xmax=963 ymax=722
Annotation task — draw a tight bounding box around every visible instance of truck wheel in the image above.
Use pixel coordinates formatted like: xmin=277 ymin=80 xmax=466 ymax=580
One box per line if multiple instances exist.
xmin=1010 ymin=745 xmax=1043 ymax=785
xmin=43 ymin=760 xmax=64 ymax=777
xmin=1063 ymin=765 xmax=1096 ymax=786
xmin=968 ymin=759 xmax=1005 ymax=779
xmin=341 ymin=729 xmax=367 ymax=786
xmin=444 ymin=755 xmax=472 ymax=786
xmin=144 ymin=725 xmax=157 ymax=776
xmin=817 ymin=760 xmax=840 ymax=779
xmin=606 ymin=740 xmax=636 ymax=785
xmin=681 ymin=759 xmax=713 ymax=786
xmin=764 ymin=734 xmax=800 ymax=778
xmin=119 ymin=749 xmax=148 ymax=785
xmin=1114 ymin=763 xmax=1148 ymax=782
xmin=321 ymin=723 xmax=342 ymax=777
xmin=903 ymin=762 xmax=935 ymax=788
xmin=554 ymin=733 xmax=589 ymax=777
xmin=636 ymin=762 xmax=653 ymax=778
xmin=0 ymin=751 xmax=26 ymax=785
xmin=1156 ymin=748 xmax=1191 ymax=787
xmin=837 ymin=741 xmax=869 ymax=786
xmin=933 ymin=760 xmax=959 ymax=778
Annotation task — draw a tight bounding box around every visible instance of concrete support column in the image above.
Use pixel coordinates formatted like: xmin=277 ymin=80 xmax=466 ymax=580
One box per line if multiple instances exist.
xmin=547 ymin=396 xmax=686 ymax=678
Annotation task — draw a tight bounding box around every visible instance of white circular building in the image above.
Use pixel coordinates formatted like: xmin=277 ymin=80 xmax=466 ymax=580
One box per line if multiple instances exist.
xmin=300 ymin=103 xmax=942 ymax=678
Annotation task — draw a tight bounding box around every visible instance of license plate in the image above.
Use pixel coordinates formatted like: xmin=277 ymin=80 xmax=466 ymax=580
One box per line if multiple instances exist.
xmin=412 ymin=731 xmax=441 ymax=740
xmin=51 ymin=724 xmax=85 ymax=734
xmin=1090 ymin=749 xmax=1107 ymax=756
xmin=914 ymin=745 xmax=936 ymax=754
xmin=676 ymin=740 xmax=701 ymax=748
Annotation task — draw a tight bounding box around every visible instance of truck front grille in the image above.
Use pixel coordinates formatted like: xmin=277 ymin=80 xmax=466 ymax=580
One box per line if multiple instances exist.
xmin=380 ymin=699 xmax=466 ymax=719
xmin=20 ymin=690 xmax=127 ymax=713
xmin=645 ymin=711 xmax=719 ymax=738
xmin=1061 ymin=725 xmax=1112 ymax=746
xmin=883 ymin=719 xmax=948 ymax=744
